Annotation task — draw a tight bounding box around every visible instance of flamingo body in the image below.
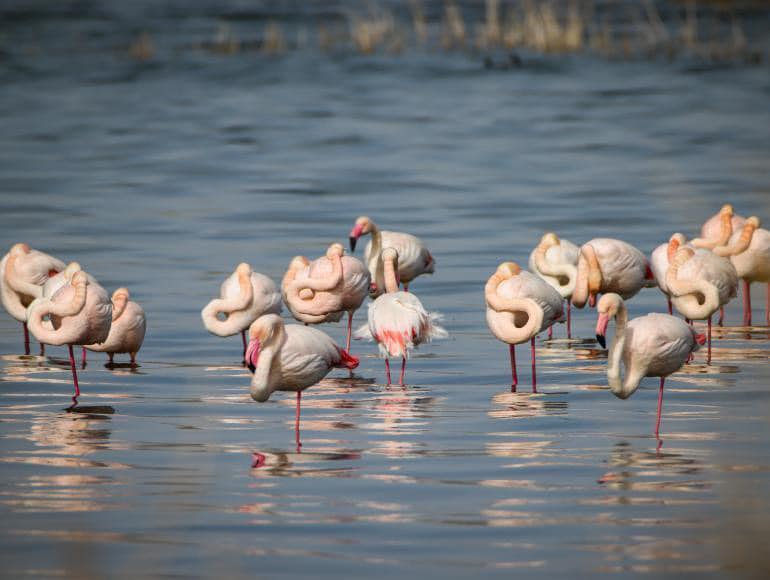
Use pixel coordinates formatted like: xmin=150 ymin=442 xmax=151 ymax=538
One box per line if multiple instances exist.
xmin=527 ymin=235 xmax=579 ymax=299
xmin=572 ymin=238 xmax=650 ymax=308
xmin=1 ymin=243 xmax=65 ymax=322
xmin=85 ymin=288 xmax=146 ymax=362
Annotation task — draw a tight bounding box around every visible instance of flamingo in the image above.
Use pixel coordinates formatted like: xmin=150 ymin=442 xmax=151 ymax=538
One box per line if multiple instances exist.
xmin=201 ymin=263 xmax=282 ymax=363
xmin=528 ymin=232 xmax=579 ymax=339
xmin=0 ymin=243 xmax=65 ymax=355
xmin=571 ymin=238 xmax=653 ymax=309
xmin=282 ymin=243 xmax=370 ymax=353
xmin=693 ymin=203 xmax=745 ymax=250
xmin=348 ymin=216 xmax=435 ymax=295
xmin=84 ymin=288 xmax=146 ymax=365
xmin=649 ymin=233 xmax=689 ymax=315
xmin=485 ymin=262 xmax=563 ymax=392
xmin=712 ymin=216 xmax=770 ymax=326
xmin=25 ymin=270 xmax=112 ymax=408
xmin=595 ymin=293 xmax=705 ymax=436
xmin=245 ymin=314 xmax=359 ymax=448
xmin=356 ymin=248 xmax=446 ymax=385
xmin=665 ymin=247 xmax=738 ymax=364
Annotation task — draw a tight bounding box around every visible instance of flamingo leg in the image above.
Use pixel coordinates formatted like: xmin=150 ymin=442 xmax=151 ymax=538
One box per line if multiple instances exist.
xmin=39 ymin=343 xmax=45 ymax=356
xmin=295 ymin=392 xmax=302 ymax=450
xmin=68 ymin=345 xmax=80 ymax=409
xmin=531 ymin=337 xmax=537 ymax=393
xmin=241 ymin=330 xmax=248 ymax=364
xmin=566 ymin=300 xmax=572 ymax=339
xmin=548 ymin=325 xmax=553 ymax=340
xmin=667 ymin=296 xmax=672 ymax=316
xmin=130 ymin=352 xmax=136 ymax=365
xmin=22 ymin=322 xmax=30 ymax=355
xmin=766 ymin=283 xmax=769 ymax=326
xmin=743 ymin=279 xmax=752 ymax=326
xmin=399 ymin=357 xmax=406 ymax=386
xmin=509 ymin=344 xmax=517 ymax=392
xmin=109 ymin=353 xmax=115 ymax=365
xmin=385 ymin=358 xmax=392 ymax=386
xmin=718 ymin=306 xmax=725 ymax=327
xmin=346 ymin=311 xmax=353 ymax=352
xmin=655 ymin=377 xmax=665 ymax=437
xmin=707 ymin=316 xmax=712 ymax=365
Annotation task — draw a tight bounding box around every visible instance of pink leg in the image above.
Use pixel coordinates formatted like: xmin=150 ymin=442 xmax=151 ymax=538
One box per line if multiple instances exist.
xmin=531 ymin=337 xmax=537 ymax=393
xmin=23 ymin=322 xmax=30 ymax=355
xmin=509 ymin=344 xmax=518 ymax=392
xmin=743 ymin=279 xmax=752 ymax=326
xmin=241 ymin=330 xmax=248 ymax=364
xmin=655 ymin=377 xmax=665 ymax=436
xmin=81 ymin=347 xmax=87 ymax=367
xmin=667 ymin=296 xmax=672 ymax=316
xmin=718 ymin=306 xmax=725 ymax=327
xmin=385 ymin=358 xmax=392 ymax=386
xmin=68 ymin=345 xmax=80 ymax=409
xmin=548 ymin=325 xmax=553 ymax=340
xmin=707 ymin=316 xmax=712 ymax=365
xmin=566 ymin=300 xmax=572 ymax=339
xmin=399 ymin=357 xmax=406 ymax=386
xmin=346 ymin=311 xmax=353 ymax=352
xmin=295 ymin=392 xmax=302 ymax=450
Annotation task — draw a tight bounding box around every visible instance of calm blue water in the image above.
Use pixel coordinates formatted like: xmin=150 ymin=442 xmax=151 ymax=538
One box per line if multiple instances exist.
xmin=1 ymin=3 xmax=770 ymax=578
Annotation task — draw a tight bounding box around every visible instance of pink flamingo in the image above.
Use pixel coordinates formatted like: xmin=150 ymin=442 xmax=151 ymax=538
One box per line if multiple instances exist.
xmin=356 ymin=248 xmax=446 ymax=385
xmin=694 ymin=204 xmax=745 ymax=249
xmin=26 ymin=270 xmax=112 ymax=408
xmin=528 ymin=232 xmax=579 ymax=339
xmin=485 ymin=262 xmax=563 ymax=392
xmin=571 ymin=238 xmax=653 ymax=309
xmin=712 ymin=216 xmax=770 ymax=326
xmin=84 ymin=288 xmax=146 ymax=365
xmin=245 ymin=314 xmax=359 ymax=449
xmin=282 ymin=243 xmax=370 ymax=352
xmin=348 ymin=216 xmax=435 ymax=295
xmin=201 ymin=263 xmax=281 ymax=363
xmin=1 ymin=243 xmax=65 ymax=355
xmin=665 ymin=247 xmax=738 ymax=364
xmin=595 ymin=293 xmax=705 ymax=436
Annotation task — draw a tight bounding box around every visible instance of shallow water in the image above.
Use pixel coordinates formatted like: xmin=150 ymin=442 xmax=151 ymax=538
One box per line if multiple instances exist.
xmin=2 ymin=3 xmax=770 ymax=578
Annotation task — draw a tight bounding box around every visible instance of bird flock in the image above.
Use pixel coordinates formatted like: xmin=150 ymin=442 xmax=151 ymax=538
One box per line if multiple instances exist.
xmin=2 ymin=205 xmax=768 ymax=440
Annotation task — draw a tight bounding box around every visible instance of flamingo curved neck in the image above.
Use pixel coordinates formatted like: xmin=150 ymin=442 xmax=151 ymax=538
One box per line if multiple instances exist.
xmin=572 ymin=245 xmax=601 ymax=308
xmin=26 ymin=281 xmax=88 ymax=345
xmin=666 ymin=270 xmax=720 ymax=319
xmin=384 ymin=258 xmax=399 ymax=293
xmin=250 ymin=344 xmax=278 ymax=402
xmin=713 ymin=226 xmax=756 ymax=258
xmin=605 ymin=305 xmax=642 ymax=398
xmin=485 ymin=275 xmax=544 ymax=343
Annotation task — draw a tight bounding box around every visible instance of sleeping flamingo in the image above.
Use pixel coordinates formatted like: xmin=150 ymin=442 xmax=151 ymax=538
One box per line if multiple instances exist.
xmin=245 ymin=314 xmax=359 ymax=448
xmin=1 ymin=243 xmax=65 ymax=355
xmin=665 ymin=247 xmax=738 ymax=364
xmin=712 ymin=216 xmax=770 ymax=326
xmin=528 ymin=232 xmax=579 ymax=339
xmin=485 ymin=262 xmax=563 ymax=392
xmin=356 ymin=248 xmax=446 ymax=385
xmin=201 ymin=263 xmax=282 ymax=363
xmin=26 ymin=270 xmax=112 ymax=408
xmin=649 ymin=233 xmax=689 ymax=316
xmin=84 ymin=288 xmax=146 ymax=365
xmin=693 ymin=203 xmax=745 ymax=250
xmin=282 ymin=243 xmax=370 ymax=353
xmin=571 ymin=238 xmax=652 ymax=309
xmin=595 ymin=293 xmax=705 ymax=436
xmin=348 ymin=216 xmax=435 ymax=295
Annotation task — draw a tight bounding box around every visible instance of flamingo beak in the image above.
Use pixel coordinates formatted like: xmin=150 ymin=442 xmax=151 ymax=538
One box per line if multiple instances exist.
xmin=245 ymin=338 xmax=261 ymax=373
xmin=349 ymin=224 xmax=363 ymax=252
xmin=595 ymin=313 xmax=609 ymax=349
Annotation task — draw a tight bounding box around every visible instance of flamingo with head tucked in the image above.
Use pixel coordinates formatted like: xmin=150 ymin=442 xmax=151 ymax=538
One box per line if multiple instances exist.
xmin=84 ymin=288 xmax=146 ymax=365
xmin=245 ymin=314 xmax=359 ymax=448
xmin=595 ymin=293 xmax=705 ymax=436
xmin=1 ymin=243 xmax=65 ymax=355
xmin=348 ymin=216 xmax=435 ymax=295
xmin=282 ymin=243 xmax=370 ymax=353
xmin=356 ymin=248 xmax=446 ymax=385
xmin=712 ymin=216 xmax=770 ymax=326
xmin=201 ymin=263 xmax=282 ymax=363
xmin=26 ymin=269 xmax=112 ymax=408
xmin=650 ymin=233 xmax=689 ymax=316
xmin=485 ymin=262 xmax=563 ymax=392
xmin=528 ymin=232 xmax=579 ymax=339
xmin=571 ymin=238 xmax=653 ymax=310
xmin=693 ymin=204 xmax=745 ymax=250
xmin=665 ymin=247 xmax=738 ymax=364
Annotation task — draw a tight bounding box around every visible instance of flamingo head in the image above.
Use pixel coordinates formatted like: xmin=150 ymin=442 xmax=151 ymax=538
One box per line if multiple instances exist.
xmin=349 ymin=216 xmax=372 ymax=252
xmin=326 ymin=242 xmax=345 ymax=259
xmin=496 ymin=262 xmax=521 ymax=278
xmin=235 ymin=262 xmax=252 ymax=277
xmin=719 ymin=203 xmax=734 ymax=217
xmin=9 ymin=243 xmax=31 ymax=256
xmin=540 ymin=232 xmax=560 ymax=247
xmin=595 ymin=293 xmax=623 ymax=349
xmin=667 ymin=233 xmax=687 ymax=262
xmin=246 ymin=314 xmax=284 ymax=372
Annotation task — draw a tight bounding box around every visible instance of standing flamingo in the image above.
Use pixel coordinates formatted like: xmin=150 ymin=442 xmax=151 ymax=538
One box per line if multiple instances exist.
xmin=528 ymin=232 xmax=579 ymax=339
xmin=693 ymin=204 xmax=745 ymax=249
xmin=348 ymin=216 xmax=435 ymax=295
xmin=665 ymin=247 xmax=738 ymax=364
xmin=485 ymin=262 xmax=563 ymax=392
xmin=245 ymin=314 xmax=359 ymax=449
xmin=282 ymin=243 xmax=370 ymax=353
xmin=201 ymin=263 xmax=282 ymax=363
xmin=649 ymin=233 xmax=688 ymax=315
xmin=595 ymin=293 xmax=705 ymax=436
xmin=571 ymin=238 xmax=652 ymax=309
xmin=356 ymin=248 xmax=446 ymax=385
xmin=1 ymin=243 xmax=65 ymax=355
xmin=712 ymin=216 xmax=770 ymax=326
xmin=84 ymin=288 xmax=146 ymax=365
xmin=25 ymin=270 xmax=112 ymax=408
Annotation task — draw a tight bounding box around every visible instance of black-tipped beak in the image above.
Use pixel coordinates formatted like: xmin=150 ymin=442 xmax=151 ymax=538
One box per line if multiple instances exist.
xmin=349 ymin=236 xmax=357 ymax=252
xmin=247 ymin=361 xmax=256 ymax=373
xmin=596 ymin=334 xmax=606 ymax=349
